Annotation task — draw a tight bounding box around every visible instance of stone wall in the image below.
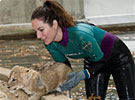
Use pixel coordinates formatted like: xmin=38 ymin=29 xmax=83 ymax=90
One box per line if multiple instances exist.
xmin=0 ymin=0 xmax=36 ymax=24
xmin=0 ymin=0 xmax=84 ymax=24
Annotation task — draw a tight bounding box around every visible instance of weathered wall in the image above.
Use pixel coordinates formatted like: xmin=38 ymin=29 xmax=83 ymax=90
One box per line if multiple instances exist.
xmin=0 ymin=0 xmax=36 ymax=24
xmin=0 ymin=0 xmax=134 ymax=25
xmin=59 ymin=0 xmax=84 ymax=19
xmin=0 ymin=0 xmax=84 ymax=24
xmin=84 ymin=0 xmax=135 ymax=25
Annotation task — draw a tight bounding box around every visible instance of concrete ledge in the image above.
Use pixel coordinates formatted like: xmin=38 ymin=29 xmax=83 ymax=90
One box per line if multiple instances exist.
xmin=0 ymin=22 xmax=135 ymax=39
xmin=0 ymin=67 xmax=11 ymax=82
xmin=98 ymin=22 xmax=135 ymax=32
xmin=0 ymin=23 xmax=36 ymax=39
xmin=41 ymin=94 xmax=72 ymax=100
xmin=0 ymin=23 xmax=32 ymax=35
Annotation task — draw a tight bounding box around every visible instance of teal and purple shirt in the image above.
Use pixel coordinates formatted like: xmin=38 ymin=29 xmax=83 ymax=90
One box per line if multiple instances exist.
xmin=44 ymin=23 xmax=118 ymax=63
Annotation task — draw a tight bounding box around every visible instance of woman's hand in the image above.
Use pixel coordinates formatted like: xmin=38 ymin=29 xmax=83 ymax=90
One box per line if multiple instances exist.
xmin=57 ymin=69 xmax=90 ymax=91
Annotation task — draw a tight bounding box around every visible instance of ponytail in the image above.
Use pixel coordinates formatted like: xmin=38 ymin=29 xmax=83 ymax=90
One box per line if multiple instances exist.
xmin=31 ymin=0 xmax=75 ymax=28
xmin=43 ymin=0 xmax=50 ymax=7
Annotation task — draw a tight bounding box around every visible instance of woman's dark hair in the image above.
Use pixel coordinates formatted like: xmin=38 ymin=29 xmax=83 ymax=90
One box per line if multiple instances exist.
xmin=31 ymin=0 xmax=75 ymax=28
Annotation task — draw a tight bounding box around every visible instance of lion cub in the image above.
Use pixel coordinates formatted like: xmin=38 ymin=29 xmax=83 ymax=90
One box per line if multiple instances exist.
xmin=8 ymin=63 xmax=72 ymax=100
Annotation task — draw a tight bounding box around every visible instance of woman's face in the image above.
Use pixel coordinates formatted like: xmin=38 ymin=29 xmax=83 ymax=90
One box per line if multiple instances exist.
xmin=32 ymin=18 xmax=58 ymax=45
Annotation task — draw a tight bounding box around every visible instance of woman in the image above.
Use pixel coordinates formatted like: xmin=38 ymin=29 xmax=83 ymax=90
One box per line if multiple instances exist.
xmin=31 ymin=0 xmax=134 ymax=99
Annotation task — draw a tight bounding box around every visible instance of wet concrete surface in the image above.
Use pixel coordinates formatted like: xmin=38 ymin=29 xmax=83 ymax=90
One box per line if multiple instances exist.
xmin=0 ymin=39 xmax=51 ymax=68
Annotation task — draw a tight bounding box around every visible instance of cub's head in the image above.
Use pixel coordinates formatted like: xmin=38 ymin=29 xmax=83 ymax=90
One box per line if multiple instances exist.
xmin=7 ymin=65 xmax=36 ymax=93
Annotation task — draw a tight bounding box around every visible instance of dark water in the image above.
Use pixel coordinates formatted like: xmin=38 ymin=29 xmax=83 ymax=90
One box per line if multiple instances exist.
xmin=0 ymin=39 xmax=119 ymax=100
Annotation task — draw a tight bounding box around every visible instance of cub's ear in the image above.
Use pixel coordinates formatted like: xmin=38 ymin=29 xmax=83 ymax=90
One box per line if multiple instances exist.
xmin=37 ymin=75 xmax=44 ymax=89
xmin=24 ymin=72 xmax=33 ymax=80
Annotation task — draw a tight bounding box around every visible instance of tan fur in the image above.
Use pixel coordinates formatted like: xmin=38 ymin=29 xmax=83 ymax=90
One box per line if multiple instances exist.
xmin=8 ymin=63 xmax=72 ymax=100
